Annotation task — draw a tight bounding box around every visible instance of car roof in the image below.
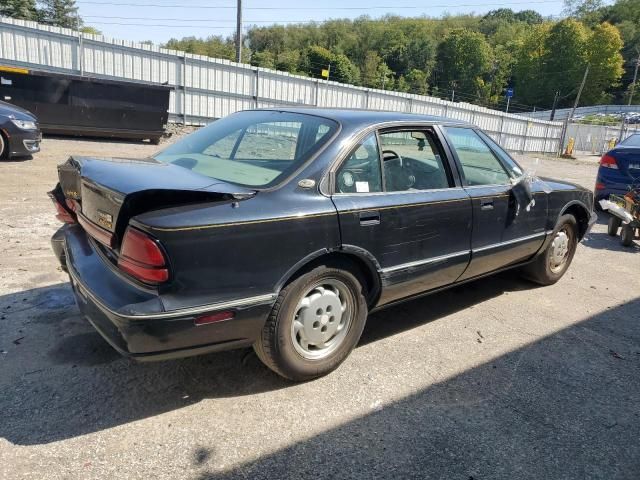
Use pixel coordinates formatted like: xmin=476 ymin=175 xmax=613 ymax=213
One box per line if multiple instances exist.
xmin=247 ymin=107 xmax=472 ymax=129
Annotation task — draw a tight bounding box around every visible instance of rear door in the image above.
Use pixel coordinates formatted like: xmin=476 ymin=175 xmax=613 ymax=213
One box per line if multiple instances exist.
xmin=442 ymin=126 xmax=547 ymax=280
xmin=331 ymin=126 xmax=472 ymax=306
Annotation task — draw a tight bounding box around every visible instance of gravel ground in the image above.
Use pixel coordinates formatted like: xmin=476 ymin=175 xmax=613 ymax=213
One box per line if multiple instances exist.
xmin=0 ymin=136 xmax=639 ymax=479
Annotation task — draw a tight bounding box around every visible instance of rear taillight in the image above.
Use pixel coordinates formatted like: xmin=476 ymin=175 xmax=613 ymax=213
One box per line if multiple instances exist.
xmin=48 ymin=192 xmax=76 ymax=224
xmin=595 ymin=182 xmax=606 ymax=190
xmin=599 ymin=154 xmax=618 ymax=169
xmin=117 ymin=227 xmax=169 ymax=284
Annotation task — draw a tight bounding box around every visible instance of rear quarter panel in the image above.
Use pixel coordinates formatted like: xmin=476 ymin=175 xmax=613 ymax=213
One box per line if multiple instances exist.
xmin=132 ymin=188 xmax=340 ymax=311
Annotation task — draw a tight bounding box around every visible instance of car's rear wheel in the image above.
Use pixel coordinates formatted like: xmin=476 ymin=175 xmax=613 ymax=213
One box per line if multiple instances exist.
xmin=521 ymin=214 xmax=578 ymax=286
xmin=620 ymin=224 xmax=635 ymax=247
xmin=0 ymin=133 xmax=6 ymax=159
xmin=608 ymin=216 xmax=621 ymax=236
xmin=254 ymin=264 xmax=367 ymax=381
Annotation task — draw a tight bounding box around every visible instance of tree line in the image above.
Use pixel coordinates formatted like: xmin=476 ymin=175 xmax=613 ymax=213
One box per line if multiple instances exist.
xmin=0 ymin=0 xmax=99 ymax=33
xmin=1 ymin=0 xmax=637 ymax=111
xmin=165 ymin=0 xmax=637 ymax=112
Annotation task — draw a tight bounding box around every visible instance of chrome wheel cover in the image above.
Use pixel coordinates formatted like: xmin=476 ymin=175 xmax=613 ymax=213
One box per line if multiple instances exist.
xmin=549 ymin=227 xmax=572 ymax=273
xmin=290 ymin=279 xmax=354 ymax=360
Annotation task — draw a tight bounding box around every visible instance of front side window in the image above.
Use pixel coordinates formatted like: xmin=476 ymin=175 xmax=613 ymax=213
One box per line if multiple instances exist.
xmin=335 ymin=133 xmax=383 ymax=193
xmin=378 ymin=130 xmax=450 ymax=191
xmin=444 ymin=127 xmax=511 ymax=186
xmin=476 ymin=130 xmax=523 ymax=178
xmin=154 ymin=111 xmax=338 ymax=188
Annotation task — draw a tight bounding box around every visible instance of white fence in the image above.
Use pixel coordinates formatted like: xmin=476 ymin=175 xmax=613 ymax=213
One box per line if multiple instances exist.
xmin=526 ymin=104 xmax=640 ymax=121
xmin=564 ymin=121 xmax=640 ymax=155
xmin=0 ymin=17 xmax=563 ymax=153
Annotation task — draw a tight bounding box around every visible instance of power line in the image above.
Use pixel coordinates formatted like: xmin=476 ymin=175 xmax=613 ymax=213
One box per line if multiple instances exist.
xmin=83 ymin=15 xmax=326 ymax=23
xmin=77 ymin=0 xmax=563 ymax=9
xmin=86 ymin=21 xmax=243 ymax=28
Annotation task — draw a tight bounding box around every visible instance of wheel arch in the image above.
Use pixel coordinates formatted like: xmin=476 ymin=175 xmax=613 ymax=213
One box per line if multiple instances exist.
xmin=274 ymin=246 xmax=382 ymax=308
xmin=559 ymin=200 xmax=591 ymax=240
xmin=0 ymin=129 xmax=9 ymax=159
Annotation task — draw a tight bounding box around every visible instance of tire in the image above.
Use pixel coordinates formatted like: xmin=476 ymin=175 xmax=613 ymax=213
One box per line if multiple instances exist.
xmin=0 ymin=133 xmax=6 ymax=159
xmin=254 ymin=264 xmax=368 ymax=381
xmin=620 ymin=225 xmax=634 ymax=247
xmin=521 ymin=214 xmax=578 ymax=286
xmin=608 ymin=215 xmax=621 ymax=236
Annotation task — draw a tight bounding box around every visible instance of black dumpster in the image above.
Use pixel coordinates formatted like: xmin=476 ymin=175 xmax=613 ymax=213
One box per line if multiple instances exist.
xmin=0 ymin=66 xmax=171 ymax=143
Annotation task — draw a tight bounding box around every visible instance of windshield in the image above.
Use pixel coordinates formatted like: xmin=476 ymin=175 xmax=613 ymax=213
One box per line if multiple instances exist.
xmin=620 ymin=134 xmax=640 ymax=147
xmin=153 ymin=110 xmax=338 ymax=188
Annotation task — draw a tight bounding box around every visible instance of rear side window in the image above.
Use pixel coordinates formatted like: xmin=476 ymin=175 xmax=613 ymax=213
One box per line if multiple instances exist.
xmin=444 ymin=127 xmax=511 ymax=186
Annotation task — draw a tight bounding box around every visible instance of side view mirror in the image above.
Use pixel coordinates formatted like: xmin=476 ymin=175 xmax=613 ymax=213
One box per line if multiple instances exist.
xmin=511 ymin=175 xmax=535 ymax=215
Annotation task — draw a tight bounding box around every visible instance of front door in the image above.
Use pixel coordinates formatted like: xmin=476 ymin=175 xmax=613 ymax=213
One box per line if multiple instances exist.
xmin=331 ymin=127 xmax=473 ymax=306
xmin=441 ymin=126 xmax=548 ymax=280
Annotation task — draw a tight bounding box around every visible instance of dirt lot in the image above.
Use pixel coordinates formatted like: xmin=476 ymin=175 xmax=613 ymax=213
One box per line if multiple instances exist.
xmin=1 ymin=137 xmax=639 ymax=479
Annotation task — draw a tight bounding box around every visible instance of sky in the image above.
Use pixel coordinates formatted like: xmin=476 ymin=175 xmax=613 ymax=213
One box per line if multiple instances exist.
xmin=76 ymin=0 xmax=568 ymax=44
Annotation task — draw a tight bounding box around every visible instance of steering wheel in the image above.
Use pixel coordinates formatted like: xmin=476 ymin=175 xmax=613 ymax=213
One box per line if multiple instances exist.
xmin=382 ymin=149 xmax=403 ymax=167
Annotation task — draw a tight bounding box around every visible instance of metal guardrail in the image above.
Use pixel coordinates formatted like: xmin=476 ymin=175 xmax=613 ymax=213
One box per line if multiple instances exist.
xmin=0 ymin=17 xmax=563 ymax=153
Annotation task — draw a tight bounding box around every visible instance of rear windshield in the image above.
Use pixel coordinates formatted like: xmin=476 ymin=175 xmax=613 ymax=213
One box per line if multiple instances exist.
xmin=620 ymin=134 xmax=640 ymax=147
xmin=153 ymin=110 xmax=338 ymax=188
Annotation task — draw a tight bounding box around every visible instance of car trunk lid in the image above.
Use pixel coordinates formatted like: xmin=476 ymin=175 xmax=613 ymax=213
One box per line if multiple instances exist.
xmin=56 ymin=155 xmax=255 ymax=247
xmin=611 ymin=146 xmax=640 ymax=178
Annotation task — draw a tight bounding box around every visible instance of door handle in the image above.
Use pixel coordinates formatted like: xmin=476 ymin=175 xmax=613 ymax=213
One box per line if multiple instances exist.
xmin=359 ymin=210 xmax=380 ymax=226
xmin=480 ymin=199 xmax=494 ymax=210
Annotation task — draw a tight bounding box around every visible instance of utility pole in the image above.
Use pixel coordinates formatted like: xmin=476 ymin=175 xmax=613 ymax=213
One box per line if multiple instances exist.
xmin=628 ymin=47 xmax=640 ymax=106
xmin=568 ymin=64 xmax=589 ymax=121
xmin=550 ymin=90 xmax=560 ymax=121
xmin=451 ymin=89 xmax=455 ymax=102
xmin=505 ymin=96 xmax=510 ymax=113
xmin=235 ymin=0 xmax=242 ymax=63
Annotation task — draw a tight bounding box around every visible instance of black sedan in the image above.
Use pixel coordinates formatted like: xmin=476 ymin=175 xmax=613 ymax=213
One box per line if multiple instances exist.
xmin=50 ymin=109 xmax=596 ymax=381
xmin=0 ymin=100 xmax=41 ymax=158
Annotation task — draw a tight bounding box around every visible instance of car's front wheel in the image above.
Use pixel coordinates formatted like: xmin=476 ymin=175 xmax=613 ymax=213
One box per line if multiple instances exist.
xmin=254 ymin=264 xmax=367 ymax=381
xmin=521 ymin=214 xmax=578 ymax=286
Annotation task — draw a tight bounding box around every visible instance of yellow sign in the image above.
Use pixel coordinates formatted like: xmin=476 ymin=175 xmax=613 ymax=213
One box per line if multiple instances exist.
xmin=565 ymin=137 xmax=575 ymax=156
xmin=0 ymin=65 xmax=28 ymax=74
xmin=321 ymin=69 xmax=329 ymax=78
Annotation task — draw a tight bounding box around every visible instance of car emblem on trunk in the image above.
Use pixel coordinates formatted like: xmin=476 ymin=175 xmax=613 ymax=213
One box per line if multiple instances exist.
xmin=97 ymin=211 xmax=113 ymax=229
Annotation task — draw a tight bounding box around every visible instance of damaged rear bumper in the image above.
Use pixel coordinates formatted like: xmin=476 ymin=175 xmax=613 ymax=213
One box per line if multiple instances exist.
xmin=52 ymin=225 xmax=275 ymax=361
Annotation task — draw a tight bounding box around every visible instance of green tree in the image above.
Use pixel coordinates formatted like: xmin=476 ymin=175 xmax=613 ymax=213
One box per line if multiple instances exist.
xmin=406 ymin=68 xmax=429 ymax=94
xmin=331 ymin=53 xmax=360 ymax=84
xmin=436 ymin=29 xmax=494 ymax=99
xmin=275 ymin=50 xmax=301 ymax=73
xmin=302 ymin=45 xmax=333 ymax=78
xmin=395 ymin=75 xmax=409 ymax=92
xmin=361 ymin=51 xmax=383 ymax=88
xmin=515 ymin=10 xmax=544 ymax=24
xmin=41 ymin=0 xmax=81 ymax=29
xmin=164 ymin=36 xmax=237 ymax=61
xmin=582 ymin=22 xmax=625 ymax=103
xmin=80 ymin=26 xmax=101 ymax=35
xmin=0 ymin=0 xmax=39 ymax=21
xmin=250 ymin=50 xmax=276 ymax=69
